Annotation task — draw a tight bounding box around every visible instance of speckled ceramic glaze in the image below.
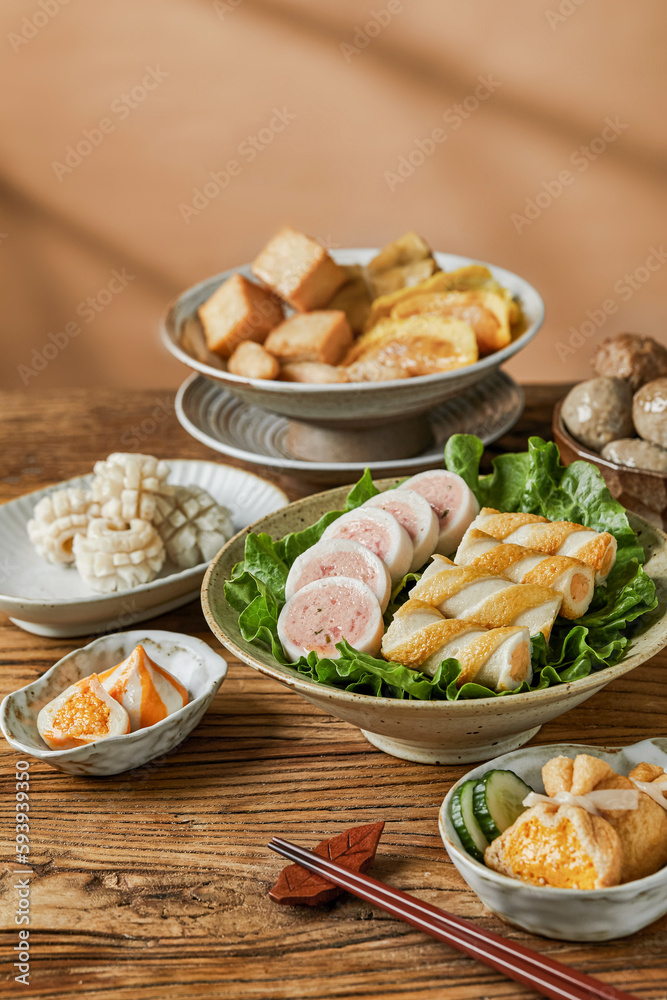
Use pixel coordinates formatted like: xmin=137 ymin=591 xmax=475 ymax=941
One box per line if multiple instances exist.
xmin=0 ymin=460 xmax=287 ymax=637
xmin=176 ymin=370 xmax=524 ymax=485
xmin=0 ymin=630 xmax=228 ymax=775
xmin=440 ymin=739 xmax=667 ymax=941
xmin=161 ymin=248 xmax=544 ymax=425
xmin=202 ymin=481 xmax=667 ymax=765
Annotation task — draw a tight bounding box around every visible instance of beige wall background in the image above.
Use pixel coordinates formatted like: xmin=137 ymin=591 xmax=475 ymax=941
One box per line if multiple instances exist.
xmin=1 ymin=0 xmax=665 ymax=391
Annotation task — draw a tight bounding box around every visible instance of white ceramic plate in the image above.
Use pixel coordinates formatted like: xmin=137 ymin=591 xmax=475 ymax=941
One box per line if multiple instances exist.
xmin=0 ymin=460 xmax=288 ymax=638
xmin=439 ymin=739 xmax=667 ymax=941
xmin=176 ymin=370 xmax=525 ymax=485
xmin=0 ymin=630 xmax=228 ymax=775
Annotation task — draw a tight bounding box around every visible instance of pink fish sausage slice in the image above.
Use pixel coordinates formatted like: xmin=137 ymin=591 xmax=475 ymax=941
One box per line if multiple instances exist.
xmin=278 ymin=577 xmax=384 ymax=661
xmin=321 ymin=506 xmax=413 ymax=584
xmin=362 ymin=489 xmax=438 ymax=572
xmin=403 ymin=470 xmax=479 ymax=556
xmin=285 ymin=538 xmax=392 ymax=612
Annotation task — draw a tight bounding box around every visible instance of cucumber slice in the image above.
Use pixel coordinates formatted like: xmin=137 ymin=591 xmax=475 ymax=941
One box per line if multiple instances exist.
xmin=472 ymin=769 xmax=533 ymax=841
xmin=450 ymin=779 xmax=490 ymax=862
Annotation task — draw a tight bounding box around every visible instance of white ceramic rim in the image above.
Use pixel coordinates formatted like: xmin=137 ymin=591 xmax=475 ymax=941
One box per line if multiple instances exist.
xmin=160 ymin=248 xmax=545 ymax=392
xmin=202 ymin=488 xmax=667 ymax=712
xmin=174 ymin=372 xmax=525 ymax=474
xmin=0 ymin=460 xmax=288 ymax=610
xmin=439 ymin=739 xmax=667 ymax=896
xmin=0 ymin=629 xmax=228 ymax=760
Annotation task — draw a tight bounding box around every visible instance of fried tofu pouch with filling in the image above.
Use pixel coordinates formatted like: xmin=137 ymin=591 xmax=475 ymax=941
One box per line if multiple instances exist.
xmin=485 ymin=754 xmax=667 ymax=888
xmin=541 ymin=755 xmax=667 ymax=883
xmin=485 ymin=754 xmax=624 ymax=889
xmin=484 ymin=801 xmax=623 ymax=889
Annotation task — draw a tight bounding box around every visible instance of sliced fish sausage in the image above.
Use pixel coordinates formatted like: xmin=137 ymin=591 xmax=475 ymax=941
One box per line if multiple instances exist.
xmin=455 ymin=528 xmax=595 ymax=619
xmin=362 ymin=488 xmax=438 ymax=572
xmin=285 ymin=538 xmax=392 ymax=612
xmin=472 ymin=507 xmax=617 ymax=585
xmin=402 ymin=470 xmax=479 ymax=555
xmin=381 ymin=598 xmax=531 ymax=692
xmin=277 ymin=576 xmax=384 ymax=662
xmin=321 ymin=506 xmax=413 ymax=584
xmin=413 ymin=554 xmax=562 ymax=640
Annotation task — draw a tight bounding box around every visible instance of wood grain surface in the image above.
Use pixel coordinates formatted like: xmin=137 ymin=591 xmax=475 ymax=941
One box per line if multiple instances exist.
xmin=1 ymin=385 xmax=666 ymax=1000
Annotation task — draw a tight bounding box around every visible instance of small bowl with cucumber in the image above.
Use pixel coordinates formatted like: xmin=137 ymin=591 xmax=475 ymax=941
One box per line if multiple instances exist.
xmin=439 ymin=739 xmax=667 ymax=941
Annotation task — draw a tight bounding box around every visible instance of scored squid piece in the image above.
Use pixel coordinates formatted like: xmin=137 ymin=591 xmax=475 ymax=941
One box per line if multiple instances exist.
xmin=402 ymin=470 xmax=480 ymax=556
xmin=362 ymin=488 xmax=438 ymax=572
xmin=471 ymin=508 xmax=617 ymax=585
xmin=412 ymin=554 xmax=562 ymax=639
xmin=321 ymin=507 xmax=413 ymax=584
xmin=278 ymin=577 xmax=384 ymax=662
xmin=381 ymin=599 xmax=531 ymax=692
xmin=285 ymin=538 xmax=392 ymax=612
xmin=37 ymin=674 xmax=131 ymax=750
xmin=455 ymin=528 xmax=595 ymax=619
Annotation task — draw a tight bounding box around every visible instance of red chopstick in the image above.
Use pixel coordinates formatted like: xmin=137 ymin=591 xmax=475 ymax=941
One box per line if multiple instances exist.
xmin=268 ymin=837 xmax=638 ymax=1000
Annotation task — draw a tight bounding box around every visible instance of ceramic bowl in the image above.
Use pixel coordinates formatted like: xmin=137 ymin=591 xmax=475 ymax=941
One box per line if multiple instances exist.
xmin=439 ymin=739 xmax=667 ymax=941
xmin=202 ymin=481 xmax=667 ymax=765
xmin=161 ymin=249 xmax=544 ymax=426
xmin=553 ymin=399 xmax=667 ymax=526
xmin=0 ymin=630 xmax=228 ymax=775
xmin=0 ymin=459 xmax=288 ymax=638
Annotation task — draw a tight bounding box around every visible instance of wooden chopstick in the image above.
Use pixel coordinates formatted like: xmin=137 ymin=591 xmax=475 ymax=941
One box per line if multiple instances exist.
xmin=268 ymin=837 xmax=638 ymax=1000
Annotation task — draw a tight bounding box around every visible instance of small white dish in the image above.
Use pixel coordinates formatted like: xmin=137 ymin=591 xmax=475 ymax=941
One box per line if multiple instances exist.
xmin=439 ymin=739 xmax=667 ymax=941
xmin=176 ymin=370 xmax=525 ymax=485
xmin=0 ymin=459 xmax=288 ymax=637
xmin=0 ymin=629 xmax=227 ymax=775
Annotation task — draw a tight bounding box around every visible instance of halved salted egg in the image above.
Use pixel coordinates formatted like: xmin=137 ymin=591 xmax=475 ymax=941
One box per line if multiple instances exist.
xmin=37 ymin=674 xmax=131 ymax=750
xmin=98 ymin=644 xmax=188 ymax=731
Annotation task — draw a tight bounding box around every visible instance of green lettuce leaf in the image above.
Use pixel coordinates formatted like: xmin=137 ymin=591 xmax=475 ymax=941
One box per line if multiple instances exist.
xmin=224 ymin=436 xmax=657 ymax=701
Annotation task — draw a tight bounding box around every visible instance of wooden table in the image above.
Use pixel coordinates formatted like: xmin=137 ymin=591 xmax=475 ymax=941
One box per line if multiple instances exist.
xmin=1 ymin=385 xmax=666 ymax=1000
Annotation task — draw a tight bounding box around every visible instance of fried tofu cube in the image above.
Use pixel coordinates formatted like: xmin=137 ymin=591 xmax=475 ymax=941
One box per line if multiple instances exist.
xmin=252 ymin=227 xmax=347 ymax=311
xmin=280 ymin=361 xmax=349 ymax=383
xmin=264 ymin=311 xmax=353 ymax=365
xmin=198 ymin=273 xmax=284 ymax=357
xmin=227 ymin=340 xmax=280 ymax=380
xmin=326 ymin=265 xmax=372 ymax=333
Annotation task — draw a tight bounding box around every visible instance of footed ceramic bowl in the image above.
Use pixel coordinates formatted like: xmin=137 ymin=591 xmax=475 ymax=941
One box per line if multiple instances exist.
xmin=161 ymin=249 xmax=544 ymax=427
xmin=202 ymin=481 xmax=667 ymax=765
xmin=439 ymin=739 xmax=667 ymax=941
xmin=0 ymin=630 xmax=228 ymax=775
